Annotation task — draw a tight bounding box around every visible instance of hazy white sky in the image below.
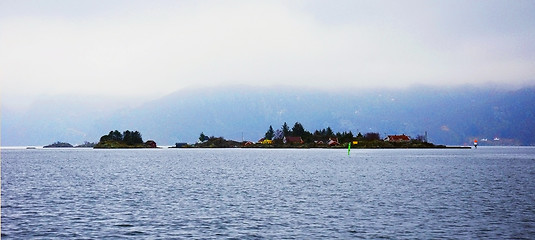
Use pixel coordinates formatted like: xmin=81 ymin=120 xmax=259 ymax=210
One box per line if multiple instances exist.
xmin=1 ymin=0 xmax=534 ymax=107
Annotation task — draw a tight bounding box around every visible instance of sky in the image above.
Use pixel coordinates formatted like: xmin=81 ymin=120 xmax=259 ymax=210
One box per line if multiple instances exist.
xmin=1 ymin=0 xmax=535 ymax=108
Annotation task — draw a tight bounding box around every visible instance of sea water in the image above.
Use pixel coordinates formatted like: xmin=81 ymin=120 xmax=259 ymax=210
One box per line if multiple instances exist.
xmin=2 ymin=147 xmax=535 ymax=239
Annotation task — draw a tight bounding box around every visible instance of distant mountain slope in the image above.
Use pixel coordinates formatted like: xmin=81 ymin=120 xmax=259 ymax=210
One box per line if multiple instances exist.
xmin=101 ymin=85 xmax=535 ymax=145
xmin=2 ymin=86 xmax=534 ymax=146
xmin=1 ymin=96 xmax=141 ymax=146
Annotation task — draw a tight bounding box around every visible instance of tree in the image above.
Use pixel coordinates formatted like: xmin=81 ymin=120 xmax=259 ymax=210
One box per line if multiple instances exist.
xmin=131 ymin=131 xmax=143 ymax=144
xmin=325 ymin=127 xmax=334 ymax=137
xmin=291 ymin=122 xmax=306 ymax=137
xmin=265 ymin=125 xmax=274 ymax=140
xmin=272 ymin=129 xmax=284 ymax=144
xmin=123 ymin=130 xmax=131 ymax=144
xmin=100 ymin=130 xmax=123 ymax=142
xmin=282 ymin=122 xmax=291 ymax=137
xmin=97 ymin=129 xmax=144 ymax=147
xmin=123 ymin=130 xmax=143 ymax=145
xmin=100 ymin=134 xmax=111 ymax=142
xmin=338 ymin=131 xmax=354 ymax=143
xmin=273 ymin=129 xmax=284 ymax=140
xmin=199 ymin=132 xmax=209 ymax=142
xmin=364 ymin=132 xmax=380 ymax=141
xmin=110 ymin=130 xmax=123 ymax=141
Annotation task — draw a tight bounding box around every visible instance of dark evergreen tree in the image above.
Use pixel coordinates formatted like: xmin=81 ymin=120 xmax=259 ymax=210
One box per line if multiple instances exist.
xmin=123 ymin=130 xmax=133 ymax=145
xmin=292 ymin=122 xmax=306 ymax=137
xmin=326 ymin=127 xmax=334 ymax=137
xmin=199 ymin=132 xmax=209 ymax=142
xmin=265 ymin=125 xmax=275 ymax=140
xmin=131 ymin=131 xmax=143 ymax=144
xmin=123 ymin=130 xmax=143 ymax=145
xmin=108 ymin=130 xmax=123 ymax=141
xmin=100 ymin=134 xmax=111 ymax=142
xmin=282 ymin=122 xmax=291 ymax=137
xmin=338 ymin=131 xmax=354 ymax=143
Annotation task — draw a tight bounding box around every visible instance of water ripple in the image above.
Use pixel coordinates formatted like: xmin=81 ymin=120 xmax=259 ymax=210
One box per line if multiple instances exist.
xmin=2 ymin=148 xmax=535 ymax=239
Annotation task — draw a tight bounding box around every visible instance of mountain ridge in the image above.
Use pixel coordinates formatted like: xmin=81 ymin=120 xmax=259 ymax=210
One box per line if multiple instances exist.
xmin=2 ymin=85 xmax=534 ymax=146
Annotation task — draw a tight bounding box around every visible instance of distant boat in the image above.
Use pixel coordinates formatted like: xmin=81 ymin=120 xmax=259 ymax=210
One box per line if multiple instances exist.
xmin=494 ymin=137 xmax=500 ymax=141
xmin=26 ymin=146 xmax=36 ymax=149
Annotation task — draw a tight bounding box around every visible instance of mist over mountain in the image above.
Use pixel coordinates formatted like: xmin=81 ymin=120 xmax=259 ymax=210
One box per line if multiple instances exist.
xmin=2 ymin=86 xmax=534 ymax=146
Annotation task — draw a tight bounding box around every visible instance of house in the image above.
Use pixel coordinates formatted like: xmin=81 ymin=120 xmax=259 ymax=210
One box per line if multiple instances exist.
xmin=145 ymin=140 xmax=157 ymax=148
xmin=258 ymin=138 xmax=273 ymax=144
xmin=284 ymin=136 xmax=303 ymax=144
xmin=385 ymin=134 xmax=411 ymax=142
xmin=327 ymin=137 xmax=339 ymax=146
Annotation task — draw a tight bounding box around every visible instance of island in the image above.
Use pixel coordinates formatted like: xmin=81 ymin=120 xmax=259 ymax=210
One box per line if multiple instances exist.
xmin=93 ymin=123 xmax=467 ymax=149
xmin=191 ymin=136 xmax=450 ymax=149
xmin=190 ymin=122 xmax=463 ymax=149
xmin=94 ymin=130 xmax=157 ymax=148
xmin=44 ymin=141 xmax=73 ymax=148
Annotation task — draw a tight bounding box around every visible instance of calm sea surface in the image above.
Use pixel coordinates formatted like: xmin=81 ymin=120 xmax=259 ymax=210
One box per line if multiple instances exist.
xmin=2 ymin=147 xmax=535 ymax=239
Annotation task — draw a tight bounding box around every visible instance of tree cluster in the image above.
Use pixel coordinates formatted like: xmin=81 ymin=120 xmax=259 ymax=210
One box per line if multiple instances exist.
xmin=363 ymin=132 xmax=381 ymax=141
xmin=264 ymin=122 xmax=360 ymax=144
xmin=99 ymin=130 xmax=143 ymax=145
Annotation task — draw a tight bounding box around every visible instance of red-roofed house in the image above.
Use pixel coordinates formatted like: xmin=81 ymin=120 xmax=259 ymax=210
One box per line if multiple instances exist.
xmin=327 ymin=137 xmax=339 ymax=146
xmin=386 ymin=135 xmax=411 ymax=142
xmin=284 ymin=136 xmax=303 ymax=144
xmin=145 ymin=140 xmax=157 ymax=148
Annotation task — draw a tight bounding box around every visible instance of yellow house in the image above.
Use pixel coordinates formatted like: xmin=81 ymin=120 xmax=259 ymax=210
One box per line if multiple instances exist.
xmin=262 ymin=139 xmax=273 ymax=144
